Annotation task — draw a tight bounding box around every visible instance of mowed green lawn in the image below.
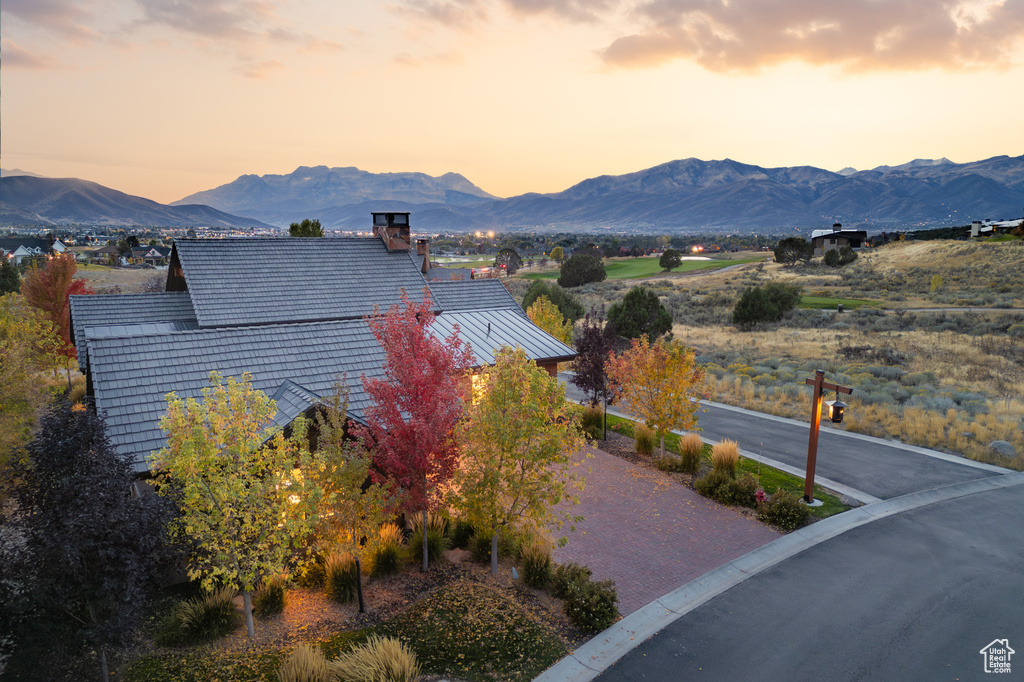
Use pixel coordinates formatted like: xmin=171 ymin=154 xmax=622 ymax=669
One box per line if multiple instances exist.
xmin=523 ymin=256 xmax=763 ymax=281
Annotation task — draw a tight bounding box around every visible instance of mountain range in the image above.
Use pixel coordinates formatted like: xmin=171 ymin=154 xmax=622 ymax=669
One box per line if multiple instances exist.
xmin=0 ymin=176 xmax=273 ymax=229
xmin=4 ymin=155 xmax=1023 ymax=233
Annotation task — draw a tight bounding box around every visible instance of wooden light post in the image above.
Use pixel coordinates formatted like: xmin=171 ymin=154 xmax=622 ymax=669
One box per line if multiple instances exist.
xmin=803 ymin=370 xmax=853 ymax=504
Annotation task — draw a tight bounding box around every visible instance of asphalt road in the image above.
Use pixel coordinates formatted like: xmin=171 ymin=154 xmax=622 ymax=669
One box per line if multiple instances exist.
xmin=598 ymin=480 xmax=1024 ymax=682
xmin=693 ymin=402 xmax=1001 ymax=500
xmin=561 ymin=374 xmax=1000 ymax=501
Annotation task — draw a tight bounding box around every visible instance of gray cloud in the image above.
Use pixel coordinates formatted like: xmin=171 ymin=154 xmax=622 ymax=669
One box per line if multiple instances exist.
xmin=599 ymin=0 xmax=1024 ymax=72
xmin=0 ymin=39 xmax=61 ymax=68
xmin=390 ymin=0 xmax=489 ymax=29
xmin=0 ymin=0 xmax=99 ymax=40
xmin=500 ymin=0 xmax=615 ymax=23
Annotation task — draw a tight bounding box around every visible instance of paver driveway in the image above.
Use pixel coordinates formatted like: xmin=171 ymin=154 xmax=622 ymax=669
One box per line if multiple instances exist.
xmin=554 ymin=446 xmax=781 ymax=615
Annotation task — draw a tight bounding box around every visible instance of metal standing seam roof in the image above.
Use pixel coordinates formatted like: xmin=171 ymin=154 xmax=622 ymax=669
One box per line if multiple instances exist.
xmin=87 ymin=310 xmax=576 ymax=473
xmin=427 ymin=279 xmax=526 ymax=316
xmin=173 ymin=237 xmax=432 ymax=328
xmin=70 ymin=292 xmax=197 ymax=372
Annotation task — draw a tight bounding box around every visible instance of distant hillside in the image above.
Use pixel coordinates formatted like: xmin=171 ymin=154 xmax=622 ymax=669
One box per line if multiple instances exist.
xmin=1 ymin=168 xmax=44 ymax=178
xmin=174 ymin=156 xmax=1024 ymax=233
xmin=0 ymin=176 xmax=274 ymax=229
xmin=173 ymin=165 xmax=497 ymax=227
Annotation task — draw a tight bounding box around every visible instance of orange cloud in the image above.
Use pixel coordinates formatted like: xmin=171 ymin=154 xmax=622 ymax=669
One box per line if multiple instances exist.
xmin=599 ymin=0 xmax=1024 ymax=72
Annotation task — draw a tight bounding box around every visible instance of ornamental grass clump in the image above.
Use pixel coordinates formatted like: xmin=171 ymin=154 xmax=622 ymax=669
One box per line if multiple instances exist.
xmin=325 ymin=552 xmax=360 ymax=604
xmin=278 ymin=644 xmax=332 ymax=682
xmin=679 ymin=433 xmax=704 ymax=475
xmin=408 ymin=512 xmax=448 ymax=565
xmin=581 ymin=404 xmax=604 ymax=441
xmin=330 ymin=635 xmax=420 ymax=682
xmin=520 ymin=538 xmax=553 ymax=589
xmin=711 ymin=439 xmax=740 ymax=478
xmin=368 ymin=523 xmax=405 ymax=578
xmin=253 ymin=575 xmax=286 ymax=618
xmin=155 ymin=587 xmax=242 ymax=647
xmin=634 ymin=424 xmax=656 ymax=457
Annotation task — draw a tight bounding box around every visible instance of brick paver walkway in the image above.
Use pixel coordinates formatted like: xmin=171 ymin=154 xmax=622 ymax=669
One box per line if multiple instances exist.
xmin=554 ymin=446 xmax=782 ymax=616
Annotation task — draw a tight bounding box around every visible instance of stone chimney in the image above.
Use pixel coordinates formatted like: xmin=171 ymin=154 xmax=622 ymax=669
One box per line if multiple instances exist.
xmin=371 ymin=212 xmax=411 ymax=252
xmin=832 ymin=222 xmax=842 ymax=233
xmin=971 ymin=221 xmax=982 ymax=238
xmin=416 ymin=238 xmax=430 ymax=274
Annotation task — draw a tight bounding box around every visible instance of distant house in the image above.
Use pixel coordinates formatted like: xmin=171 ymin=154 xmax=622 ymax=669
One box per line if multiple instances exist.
xmin=810 ymin=223 xmax=868 ymax=256
xmin=70 ymin=212 xmax=575 ymax=475
xmin=0 ymin=237 xmax=68 ymax=265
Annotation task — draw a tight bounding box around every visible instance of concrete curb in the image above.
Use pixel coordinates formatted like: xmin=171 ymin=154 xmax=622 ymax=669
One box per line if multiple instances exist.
xmin=534 ymin=471 xmax=1024 ymax=682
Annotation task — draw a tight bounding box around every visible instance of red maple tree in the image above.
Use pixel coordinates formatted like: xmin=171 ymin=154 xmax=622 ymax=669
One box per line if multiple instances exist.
xmin=21 ymin=253 xmax=95 ymax=361
xmin=356 ymin=290 xmax=474 ymax=570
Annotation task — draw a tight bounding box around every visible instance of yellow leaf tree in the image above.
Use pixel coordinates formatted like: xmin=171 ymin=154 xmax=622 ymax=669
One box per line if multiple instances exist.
xmin=154 ymin=372 xmax=316 ymax=638
xmin=452 ymin=346 xmax=587 ymax=574
xmin=606 ymin=336 xmax=707 ymax=459
xmin=527 ymin=294 xmax=573 ymax=346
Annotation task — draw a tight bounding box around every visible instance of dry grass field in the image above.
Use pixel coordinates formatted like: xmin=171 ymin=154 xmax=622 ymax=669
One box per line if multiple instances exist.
xmin=74 ymin=264 xmax=165 ymax=294
xmin=511 ymin=240 xmax=1024 ymax=468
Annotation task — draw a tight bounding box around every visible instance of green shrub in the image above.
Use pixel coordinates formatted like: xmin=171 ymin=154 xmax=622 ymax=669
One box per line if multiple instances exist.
xmin=551 ymin=562 xmax=592 ymax=599
xmin=634 ymin=423 xmax=656 ymax=457
xmin=468 ymin=527 xmax=523 ymax=564
xmin=520 ymin=539 xmax=553 ymax=589
xmin=325 ymin=553 xmax=360 ymax=604
xmin=823 ymin=249 xmax=840 ymax=267
xmin=155 ymin=587 xmax=242 ymax=646
xmin=368 ymin=523 xmax=404 ymax=578
xmin=408 ymin=513 xmax=449 ymax=565
xmin=757 ymin=488 xmax=810 ymax=530
xmin=254 ymin=575 xmax=286 ymax=618
xmin=838 ymin=245 xmax=857 ymax=265
xmin=448 ymin=518 xmax=476 ymax=549
xmin=581 ymin=404 xmax=604 ymax=441
xmin=732 ymin=286 xmax=779 ymax=329
xmin=711 ymin=439 xmax=740 ymax=478
xmin=563 ymin=579 xmax=619 ymax=632
xmin=680 ymin=433 xmax=704 ymax=475
xmin=695 ymin=470 xmax=758 ymax=507
xmin=558 ymin=253 xmax=606 ymax=288
xmin=278 ymin=643 xmax=332 ymax=682
xmin=330 ymin=635 xmax=420 ymax=682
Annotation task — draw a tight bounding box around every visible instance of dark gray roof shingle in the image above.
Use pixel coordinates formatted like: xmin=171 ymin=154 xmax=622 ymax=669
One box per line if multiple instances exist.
xmin=427 ymin=279 xmax=524 ymax=315
xmin=174 ymin=237 xmax=430 ymax=328
xmin=70 ymin=292 xmax=196 ymax=371
xmin=89 ymin=310 xmax=574 ymax=473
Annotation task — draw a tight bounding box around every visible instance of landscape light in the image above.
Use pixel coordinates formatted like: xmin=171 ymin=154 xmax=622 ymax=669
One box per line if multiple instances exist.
xmin=825 ymin=394 xmax=848 ymax=424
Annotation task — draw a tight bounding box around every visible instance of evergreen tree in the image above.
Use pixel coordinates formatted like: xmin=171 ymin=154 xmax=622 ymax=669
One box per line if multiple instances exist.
xmin=494 ymin=248 xmax=523 ymax=275
xmin=607 ymin=286 xmax=673 ymax=340
xmin=289 ymin=218 xmax=324 ymax=237
xmin=558 ymin=254 xmax=606 ymax=288
xmin=659 ymin=249 xmax=682 ymax=271
xmin=522 ymin=280 xmax=584 ymax=322
xmin=732 ymin=286 xmax=779 ymax=329
xmin=0 ymin=258 xmax=21 ymax=294
xmin=773 ymin=237 xmax=813 ymax=265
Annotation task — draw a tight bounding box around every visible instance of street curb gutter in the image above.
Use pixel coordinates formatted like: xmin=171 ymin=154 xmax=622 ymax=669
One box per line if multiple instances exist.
xmin=534 ymin=471 xmax=1024 ymax=682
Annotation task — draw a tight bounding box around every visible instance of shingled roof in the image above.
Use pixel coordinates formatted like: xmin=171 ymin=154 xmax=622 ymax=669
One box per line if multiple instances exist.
xmin=170 ymin=238 xmax=430 ymax=327
xmin=70 ymin=292 xmax=196 ymax=371
xmin=89 ymin=310 xmax=574 ymax=473
xmin=78 ymin=232 xmax=576 ymax=474
xmin=427 ymin=279 xmax=525 ymax=315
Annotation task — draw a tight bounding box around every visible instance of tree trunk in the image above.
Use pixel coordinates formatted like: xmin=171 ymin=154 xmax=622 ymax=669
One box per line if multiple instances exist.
xmin=422 ymin=509 xmax=429 ymax=572
xmin=242 ymin=590 xmax=255 ymax=637
xmin=99 ymin=645 xmax=109 ymax=682
xmin=490 ymin=531 xmax=500 ymax=575
xmin=660 ymin=433 xmax=666 ymax=460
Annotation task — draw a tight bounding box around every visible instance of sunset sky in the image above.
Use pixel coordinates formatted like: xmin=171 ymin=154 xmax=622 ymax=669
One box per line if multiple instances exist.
xmin=2 ymin=0 xmax=1023 ymax=204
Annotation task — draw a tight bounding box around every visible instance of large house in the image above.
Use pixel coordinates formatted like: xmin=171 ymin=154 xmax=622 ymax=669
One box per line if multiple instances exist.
xmin=70 ymin=213 xmax=576 ymax=475
xmin=809 ymin=223 xmax=867 ymax=256
xmin=0 ymin=237 xmax=68 ymax=265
